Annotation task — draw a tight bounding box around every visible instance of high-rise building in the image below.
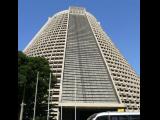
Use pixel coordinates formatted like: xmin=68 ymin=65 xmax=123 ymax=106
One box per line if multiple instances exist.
xmin=23 ymin=7 xmax=140 ymax=120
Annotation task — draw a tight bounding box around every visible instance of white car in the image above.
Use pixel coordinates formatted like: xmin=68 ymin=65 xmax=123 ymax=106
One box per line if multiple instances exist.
xmin=87 ymin=112 xmax=140 ymax=120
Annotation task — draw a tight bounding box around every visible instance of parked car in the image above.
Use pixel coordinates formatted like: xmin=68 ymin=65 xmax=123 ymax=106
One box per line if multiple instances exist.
xmin=87 ymin=112 xmax=140 ymax=120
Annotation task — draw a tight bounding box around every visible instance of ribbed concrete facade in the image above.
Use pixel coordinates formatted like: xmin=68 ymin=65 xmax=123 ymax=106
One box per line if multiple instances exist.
xmin=24 ymin=7 xmax=140 ymax=120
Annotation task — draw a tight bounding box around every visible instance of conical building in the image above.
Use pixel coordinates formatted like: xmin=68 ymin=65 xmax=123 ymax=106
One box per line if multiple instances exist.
xmin=23 ymin=6 xmax=140 ymax=120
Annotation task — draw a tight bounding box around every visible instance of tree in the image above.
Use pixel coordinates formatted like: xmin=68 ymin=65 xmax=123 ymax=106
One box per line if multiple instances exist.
xmin=18 ymin=51 xmax=57 ymax=120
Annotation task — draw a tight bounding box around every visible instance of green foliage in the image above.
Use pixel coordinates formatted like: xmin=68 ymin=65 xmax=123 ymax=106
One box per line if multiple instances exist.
xmin=18 ymin=51 xmax=56 ymax=120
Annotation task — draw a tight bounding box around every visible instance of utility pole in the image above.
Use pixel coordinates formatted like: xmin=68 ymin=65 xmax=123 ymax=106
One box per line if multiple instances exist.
xmin=47 ymin=73 xmax=52 ymax=120
xmin=32 ymin=72 xmax=39 ymax=120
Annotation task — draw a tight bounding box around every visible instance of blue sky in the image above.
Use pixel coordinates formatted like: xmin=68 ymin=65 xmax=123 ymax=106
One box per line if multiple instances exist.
xmin=18 ymin=0 xmax=140 ymax=75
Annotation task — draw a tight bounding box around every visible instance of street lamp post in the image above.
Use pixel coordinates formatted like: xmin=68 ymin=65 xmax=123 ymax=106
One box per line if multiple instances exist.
xmin=19 ymin=101 xmax=26 ymax=120
xmin=19 ymin=74 xmax=27 ymax=120
xmin=75 ymin=73 xmax=76 ymax=120
xmin=32 ymin=72 xmax=39 ymax=120
xmin=47 ymin=73 xmax=51 ymax=120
